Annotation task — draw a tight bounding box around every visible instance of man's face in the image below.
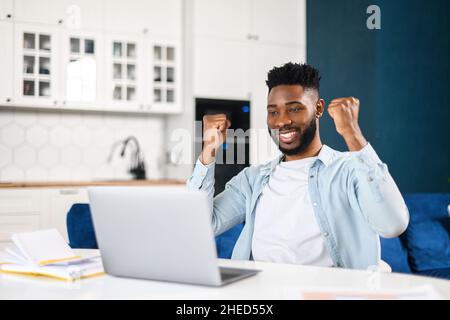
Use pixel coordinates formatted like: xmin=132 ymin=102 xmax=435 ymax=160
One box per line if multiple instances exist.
xmin=267 ymin=85 xmax=320 ymax=156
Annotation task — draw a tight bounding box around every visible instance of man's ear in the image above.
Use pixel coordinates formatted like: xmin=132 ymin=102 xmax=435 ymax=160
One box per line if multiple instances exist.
xmin=316 ymin=99 xmax=325 ymax=118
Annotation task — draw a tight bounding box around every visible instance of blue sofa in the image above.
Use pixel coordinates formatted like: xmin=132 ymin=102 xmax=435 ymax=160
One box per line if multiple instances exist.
xmin=67 ymin=194 xmax=450 ymax=280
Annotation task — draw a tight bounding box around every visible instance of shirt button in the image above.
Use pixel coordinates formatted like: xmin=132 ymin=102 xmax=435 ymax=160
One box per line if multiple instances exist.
xmin=323 ymin=232 xmax=329 ymax=237
xmin=359 ymin=158 xmax=364 ymax=163
xmin=313 ymin=202 xmax=318 ymax=207
xmin=309 ymin=175 xmax=314 ymax=179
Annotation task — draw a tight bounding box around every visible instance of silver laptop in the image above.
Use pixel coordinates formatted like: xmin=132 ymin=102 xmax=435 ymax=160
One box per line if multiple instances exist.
xmin=87 ymin=186 xmax=260 ymax=286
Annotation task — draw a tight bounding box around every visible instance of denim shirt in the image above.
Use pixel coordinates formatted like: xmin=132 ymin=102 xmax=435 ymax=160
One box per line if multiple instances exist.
xmin=187 ymin=143 xmax=409 ymax=270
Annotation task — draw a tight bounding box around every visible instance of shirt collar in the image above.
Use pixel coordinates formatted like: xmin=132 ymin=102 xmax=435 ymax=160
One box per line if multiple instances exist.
xmin=260 ymin=144 xmax=336 ymax=177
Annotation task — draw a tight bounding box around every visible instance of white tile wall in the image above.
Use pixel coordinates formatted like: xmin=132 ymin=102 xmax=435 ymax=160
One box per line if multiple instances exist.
xmin=0 ymin=110 xmax=166 ymax=182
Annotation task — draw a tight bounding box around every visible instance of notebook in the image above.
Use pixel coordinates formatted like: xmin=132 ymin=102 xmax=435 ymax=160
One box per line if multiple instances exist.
xmin=0 ymin=229 xmax=104 ymax=281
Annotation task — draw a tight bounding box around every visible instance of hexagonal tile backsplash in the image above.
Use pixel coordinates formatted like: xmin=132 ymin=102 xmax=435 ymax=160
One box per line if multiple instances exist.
xmin=0 ymin=110 xmax=165 ymax=182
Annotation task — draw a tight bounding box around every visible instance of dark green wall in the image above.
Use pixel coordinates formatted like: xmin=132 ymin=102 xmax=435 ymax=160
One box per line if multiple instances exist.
xmin=307 ymin=0 xmax=450 ymax=193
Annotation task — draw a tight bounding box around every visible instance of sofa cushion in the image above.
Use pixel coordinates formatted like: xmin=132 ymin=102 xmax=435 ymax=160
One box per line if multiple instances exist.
xmin=403 ymin=194 xmax=450 ymax=271
xmin=380 ymin=236 xmax=412 ymax=273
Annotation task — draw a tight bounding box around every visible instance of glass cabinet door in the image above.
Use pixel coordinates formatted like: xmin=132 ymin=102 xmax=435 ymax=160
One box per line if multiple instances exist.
xmin=14 ymin=24 xmax=59 ymax=107
xmin=64 ymin=35 xmax=98 ymax=105
xmin=109 ymin=39 xmax=139 ymax=107
xmin=149 ymin=40 xmax=181 ymax=113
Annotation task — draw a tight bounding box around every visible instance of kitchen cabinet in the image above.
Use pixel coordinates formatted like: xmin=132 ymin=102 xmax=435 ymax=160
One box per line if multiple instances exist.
xmin=60 ymin=29 xmax=105 ymax=110
xmin=104 ymin=0 xmax=181 ymax=38
xmin=13 ymin=0 xmax=104 ymax=30
xmin=194 ymin=37 xmax=250 ymax=100
xmin=0 ymin=21 xmax=13 ymax=105
xmin=2 ymin=0 xmax=183 ymax=114
xmin=0 ymin=189 xmax=44 ymax=250
xmin=0 ymin=187 xmax=88 ymax=248
xmin=193 ymin=0 xmax=306 ymax=46
xmin=13 ymin=23 xmax=61 ymax=109
xmin=0 ymin=0 xmax=13 ymax=21
xmin=47 ymin=188 xmax=88 ymax=242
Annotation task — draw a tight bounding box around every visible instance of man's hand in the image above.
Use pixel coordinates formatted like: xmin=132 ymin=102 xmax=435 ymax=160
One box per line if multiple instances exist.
xmin=327 ymin=97 xmax=368 ymax=151
xmin=201 ymin=114 xmax=231 ymax=165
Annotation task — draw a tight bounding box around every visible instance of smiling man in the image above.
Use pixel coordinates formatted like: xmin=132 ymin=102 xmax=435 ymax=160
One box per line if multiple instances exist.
xmin=187 ymin=62 xmax=409 ymax=270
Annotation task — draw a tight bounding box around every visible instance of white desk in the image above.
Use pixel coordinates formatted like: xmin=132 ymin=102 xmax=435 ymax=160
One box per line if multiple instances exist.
xmin=1 ymin=250 xmax=450 ymax=299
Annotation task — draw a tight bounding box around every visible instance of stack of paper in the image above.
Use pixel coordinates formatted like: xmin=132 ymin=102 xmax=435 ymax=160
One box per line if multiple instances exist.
xmin=0 ymin=229 xmax=104 ymax=281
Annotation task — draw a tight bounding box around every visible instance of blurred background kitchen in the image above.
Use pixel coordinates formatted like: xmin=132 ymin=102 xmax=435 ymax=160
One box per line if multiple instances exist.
xmin=0 ymin=0 xmax=449 ymax=247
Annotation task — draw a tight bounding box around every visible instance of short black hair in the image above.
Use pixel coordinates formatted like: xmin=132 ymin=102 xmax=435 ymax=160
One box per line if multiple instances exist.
xmin=266 ymin=62 xmax=321 ymax=93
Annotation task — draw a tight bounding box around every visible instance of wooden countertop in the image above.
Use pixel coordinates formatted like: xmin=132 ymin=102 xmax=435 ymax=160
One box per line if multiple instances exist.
xmin=0 ymin=179 xmax=186 ymax=189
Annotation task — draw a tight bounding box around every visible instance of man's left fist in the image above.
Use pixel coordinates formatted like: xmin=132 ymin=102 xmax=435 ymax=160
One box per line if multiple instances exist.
xmin=327 ymin=97 xmax=361 ymax=137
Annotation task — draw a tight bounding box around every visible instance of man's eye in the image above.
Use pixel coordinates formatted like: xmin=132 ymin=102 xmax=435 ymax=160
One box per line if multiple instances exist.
xmin=289 ymin=107 xmax=301 ymax=112
xmin=268 ymin=111 xmax=278 ymax=116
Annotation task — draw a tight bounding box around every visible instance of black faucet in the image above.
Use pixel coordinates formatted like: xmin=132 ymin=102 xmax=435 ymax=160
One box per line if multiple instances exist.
xmin=108 ymin=136 xmax=147 ymax=180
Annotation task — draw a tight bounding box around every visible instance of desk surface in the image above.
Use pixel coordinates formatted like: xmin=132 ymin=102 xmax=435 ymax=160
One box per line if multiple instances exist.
xmin=1 ymin=250 xmax=449 ymax=300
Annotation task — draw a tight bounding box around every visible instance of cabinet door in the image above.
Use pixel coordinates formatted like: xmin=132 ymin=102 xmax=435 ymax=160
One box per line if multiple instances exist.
xmin=13 ymin=0 xmax=104 ymax=29
xmin=249 ymin=43 xmax=306 ymax=164
xmin=145 ymin=39 xmax=182 ymax=113
xmin=194 ymin=37 xmax=250 ymax=100
xmin=251 ymin=0 xmax=306 ymax=46
xmin=0 ymin=21 xmax=13 ymax=105
xmin=47 ymin=188 xmax=89 ymax=242
xmin=104 ymin=0 xmax=181 ymax=37
xmin=104 ymin=33 xmax=144 ymax=112
xmin=60 ymin=29 xmax=104 ymax=110
xmin=13 ymin=23 xmax=61 ymax=108
xmin=0 ymin=0 xmax=13 ymax=21
xmin=193 ymin=0 xmax=251 ymax=40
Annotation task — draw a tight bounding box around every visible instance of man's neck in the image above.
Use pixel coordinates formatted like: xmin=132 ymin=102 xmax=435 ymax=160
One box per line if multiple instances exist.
xmin=284 ymin=136 xmax=323 ymax=162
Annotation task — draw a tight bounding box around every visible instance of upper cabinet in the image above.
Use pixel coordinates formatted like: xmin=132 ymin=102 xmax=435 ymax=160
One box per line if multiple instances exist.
xmin=193 ymin=0 xmax=306 ymax=46
xmin=251 ymin=0 xmax=306 ymax=46
xmin=2 ymin=0 xmax=183 ymax=114
xmin=0 ymin=0 xmax=13 ymax=21
xmin=193 ymin=0 xmax=251 ymax=40
xmin=13 ymin=23 xmax=60 ymax=108
xmin=13 ymin=0 xmax=105 ymax=30
xmin=104 ymin=0 xmax=181 ymax=38
xmin=0 ymin=21 xmax=13 ymax=105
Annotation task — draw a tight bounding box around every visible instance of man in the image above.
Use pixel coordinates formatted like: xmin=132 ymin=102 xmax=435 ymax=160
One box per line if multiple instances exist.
xmin=187 ymin=62 xmax=409 ymax=270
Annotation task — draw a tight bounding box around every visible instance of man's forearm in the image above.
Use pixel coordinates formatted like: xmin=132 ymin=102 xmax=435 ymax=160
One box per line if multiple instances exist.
xmin=342 ymin=128 xmax=368 ymax=151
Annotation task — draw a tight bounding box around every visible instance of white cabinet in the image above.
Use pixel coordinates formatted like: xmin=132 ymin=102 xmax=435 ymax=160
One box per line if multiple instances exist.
xmin=13 ymin=0 xmax=104 ymax=30
xmin=193 ymin=0 xmax=306 ymax=46
xmin=104 ymin=0 xmax=182 ymax=37
xmin=194 ymin=37 xmax=250 ymax=100
xmin=47 ymin=188 xmax=89 ymax=242
xmin=147 ymin=38 xmax=183 ymax=113
xmin=13 ymin=23 xmax=61 ymax=109
xmin=193 ymin=0 xmax=306 ymax=101
xmin=104 ymin=33 xmax=145 ymax=112
xmin=251 ymin=0 xmax=306 ymax=46
xmin=0 ymin=189 xmax=44 ymax=250
xmin=0 ymin=0 xmax=13 ymax=21
xmin=60 ymin=29 xmax=105 ymax=110
xmin=0 ymin=188 xmax=89 ymax=247
xmin=193 ymin=0 xmax=251 ymax=40
xmin=0 ymin=21 xmax=13 ymax=105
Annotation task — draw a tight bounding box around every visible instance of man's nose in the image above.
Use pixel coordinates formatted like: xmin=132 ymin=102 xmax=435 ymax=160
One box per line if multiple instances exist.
xmin=276 ymin=112 xmax=293 ymax=128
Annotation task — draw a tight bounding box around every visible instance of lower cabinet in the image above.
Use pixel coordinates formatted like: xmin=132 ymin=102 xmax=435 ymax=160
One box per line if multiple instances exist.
xmin=0 ymin=187 xmax=89 ymax=249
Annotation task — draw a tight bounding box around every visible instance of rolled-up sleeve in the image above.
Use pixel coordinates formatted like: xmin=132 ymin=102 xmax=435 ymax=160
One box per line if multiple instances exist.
xmin=187 ymin=157 xmax=247 ymax=235
xmin=350 ymin=143 xmax=410 ymax=238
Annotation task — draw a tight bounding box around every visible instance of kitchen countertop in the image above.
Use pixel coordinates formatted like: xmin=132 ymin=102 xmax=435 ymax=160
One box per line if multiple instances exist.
xmin=0 ymin=179 xmax=186 ymax=189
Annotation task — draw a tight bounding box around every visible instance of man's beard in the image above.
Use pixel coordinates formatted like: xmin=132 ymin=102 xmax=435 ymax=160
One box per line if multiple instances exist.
xmin=269 ymin=117 xmax=317 ymax=156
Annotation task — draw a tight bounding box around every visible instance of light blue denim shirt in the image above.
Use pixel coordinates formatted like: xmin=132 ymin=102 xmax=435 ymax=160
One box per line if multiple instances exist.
xmin=187 ymin=143 xmax=409 ymax=270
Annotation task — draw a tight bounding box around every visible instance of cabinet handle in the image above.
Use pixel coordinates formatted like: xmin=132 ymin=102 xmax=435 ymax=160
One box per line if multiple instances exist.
xmin=58 ymin=19 xmax=64 ymax=24
xmin=246 ymin=34 xmax=252 ymax=40
xmin=59 ymin=189 xmax=79 ymax=195
xmin=6 ymin=98 xmax=11 ymax=103
xmin=53 ymin=100 xmax=58 ymax=105
xmin=6 ymin=14 xmax=12 ymax=19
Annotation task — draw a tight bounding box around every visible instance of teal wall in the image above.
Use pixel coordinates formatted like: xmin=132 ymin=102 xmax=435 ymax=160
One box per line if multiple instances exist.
xmin=307 ymin=0 xmax=450 ymax=193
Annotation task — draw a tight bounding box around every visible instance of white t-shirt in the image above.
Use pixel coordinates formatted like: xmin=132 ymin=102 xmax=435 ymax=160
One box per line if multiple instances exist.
xmin=251 ymin=156 xmax=334 ymax=266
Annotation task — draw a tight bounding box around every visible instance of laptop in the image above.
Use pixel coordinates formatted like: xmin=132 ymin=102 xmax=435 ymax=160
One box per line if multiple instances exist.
xmin=87 ymin=186 xmax=260 ymax=286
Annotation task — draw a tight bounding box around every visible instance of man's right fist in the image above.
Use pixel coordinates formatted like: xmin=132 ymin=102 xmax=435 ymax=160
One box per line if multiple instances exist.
xmin=201 ymin=114 xmax=231 ymax=165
